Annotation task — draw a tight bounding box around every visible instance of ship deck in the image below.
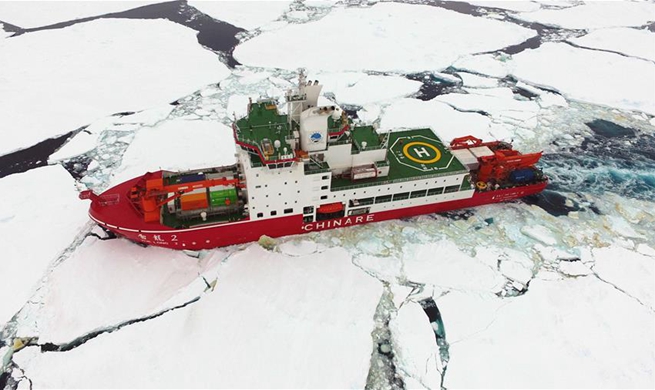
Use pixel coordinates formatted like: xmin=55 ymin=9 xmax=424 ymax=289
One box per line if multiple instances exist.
xmin=331 ymin=128 xmax=469 ymax=190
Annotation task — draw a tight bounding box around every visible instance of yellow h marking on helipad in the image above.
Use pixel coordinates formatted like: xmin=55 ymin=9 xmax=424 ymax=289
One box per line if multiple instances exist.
xmin=402 ymin=141 xmax=442 ymax=164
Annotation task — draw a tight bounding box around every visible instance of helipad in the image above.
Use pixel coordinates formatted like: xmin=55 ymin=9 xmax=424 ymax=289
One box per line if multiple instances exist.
xmin=388 ymin=128 xmax=466 ymax=177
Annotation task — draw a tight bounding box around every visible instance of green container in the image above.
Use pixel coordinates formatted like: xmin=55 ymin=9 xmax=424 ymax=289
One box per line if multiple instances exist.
xmin=209 ymin=189 xmax=238 ymax=207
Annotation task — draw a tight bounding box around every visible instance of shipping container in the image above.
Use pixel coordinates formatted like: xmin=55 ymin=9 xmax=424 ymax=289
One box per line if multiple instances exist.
xmin=180 ymin=192 xmax=209 ymax=211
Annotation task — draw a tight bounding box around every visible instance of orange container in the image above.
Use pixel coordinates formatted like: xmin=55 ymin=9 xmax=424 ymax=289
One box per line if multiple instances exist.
xmin=180 ymin=192 xmax=208 ymax=211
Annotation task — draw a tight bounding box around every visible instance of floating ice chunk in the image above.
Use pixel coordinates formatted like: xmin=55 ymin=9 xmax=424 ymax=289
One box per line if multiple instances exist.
xmin=278 ymin=239 xmax=321 ymax=257
xmin=436 ymin=291 xmax=506 ymax=344
xmin=453 ymin=54 xmax=511 ymax=78
xmin=354 ymin=254 xmax=402 ymax=283
xmin=537 ymin=90 xmax=568 ymax=108
xmin=520 ymin=225 xmax=557 ymax=246
xmin=31 ymin=238 xmax=219 ymax=345
xmin=17 ymin=245 xmax=381 ymax=388
xmin=444 ymin=277 xmax=655 ymax=388
xmin=226 ymin=94 xmax=256 ymax=119
xmin=0 ymin=2 xmax=154 ymax=28
xmin=510 ymin=43 xmax=655 ymax=116
xmin=461 ymin=0 xmax=542 ymax=12
xmin=189 ymin=1 xmax=292 ymax=30
xmin=458 ymin=72 xmax=499 ymax=88
xmin=403 ymin=241 xmax=506 ymax=293
xmin=315 ymin=73 xmax=422 ymax=105
xmin=48 ymin=116 xmax=119 ymax=162
xmin=380 ymin=98 xmax=493 ymax=143
xmin=435 ymin=89 xmax=541 ymax=126
xmin=234 ymin=3 xmax=536 ymax=72
xmin=389 ymin=301 xmax=442 ymax=388
xmin=558 ymin=260 xmax=591 ymax=276
xmin=0 ymin=19 xmax=229 ymax=156
xmin=593 ymin=246 xmax=654 ymax=311
xmin=357 ymin=104 xmax=381 ymax=124
xmin=110 ymin=118 xmax=235 ymax=185
xmin=603 ymin=215 xmax=645 ymax=239
xmin=636 ymin=244 xmax=655 ymax=257
xmin=0 ymin=166 xmax=89 ymax=326
xmin=570 ymin=28 xmax=655 ymax=63
xmin=517 ymin=2 xmax=655 ymax=29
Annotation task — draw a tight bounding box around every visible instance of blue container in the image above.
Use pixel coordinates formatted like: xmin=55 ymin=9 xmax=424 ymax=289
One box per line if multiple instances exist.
xmin=509 ymin=169 xmax=535 ymax=183
xmin=177 ymin=173 xmax=205 ymax=184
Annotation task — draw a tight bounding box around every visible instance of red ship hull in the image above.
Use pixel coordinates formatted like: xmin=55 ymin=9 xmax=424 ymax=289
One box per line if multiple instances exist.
xmin=88 ymin=174 xmax=547 ymax=250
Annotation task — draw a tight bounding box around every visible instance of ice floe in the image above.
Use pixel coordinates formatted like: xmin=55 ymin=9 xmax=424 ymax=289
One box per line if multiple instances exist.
xmin=0 ymin=1 xmax=154 ymax=28
xmin=517 ymin=1 xmax=655 ymax=29
xmin=0 ymin=19 xmax=229 ymax=156
xmin=461 ymin=0 xmax=542 ymax=13
xmin=234 ymin=2 xmax=536 ymax=72
xmin=109 ymin=118 xmax=235 ymax=185
xmin=379 ymin=98 xmax=495 ymax=143
xmin=453 ymin=53 xmax=512 ymax=78
xmin=189 ymin=1 xmax=292 ymax=30
xmin=443 ymin=277 xmax=655 ymax=388
xmin=510 ymin=42 xmax=655 ymax=115
xmin=313 ymin=72 xmax=423 ymax=105
xmin=570 ymin=27 xmax=655 ymax=63
xmin=0 ymin=166 xmax=88 ymax=326
xmin=15 ymin=245 xmax=382 ymax=388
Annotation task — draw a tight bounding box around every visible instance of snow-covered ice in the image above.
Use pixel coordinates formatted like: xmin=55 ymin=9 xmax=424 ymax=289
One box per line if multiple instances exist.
xmin=453 ymin=53 xmax=511 ymax=78
xmin=570 ymin=28 xmax=655 ymax=63
xmin=443 ymin=277 xmax=655 ymax=388
xmin=380 ymin=98 xmax=495 ymax=143
xmin=0 ymin=1 xmax=154 ymax=28
xmin=517 ymin=2 xmax=655 ymax=29
xmin=31 ymin=237 xmax=223 ymax=344
xmin=461 ymin=0 xmax=542 ymax=13
xmin=16 ymin=245 xmax=382 ymax=388
xmin=313 ymin=72 xmax=422 ymax=105
xmin=189 ymin=0 xmax=292 ymax=30
xmin=109 ymin=118 xmax=236 ymax=185
xmin=510 ymin=43 xmax=655 ymax=115
xmin=0 ymin=19 xmax=229 ymax=156
xmin=0 ymin=166 xmax=88 ymax=326
xmin=234 ymin=2 xmax=536 ymax=72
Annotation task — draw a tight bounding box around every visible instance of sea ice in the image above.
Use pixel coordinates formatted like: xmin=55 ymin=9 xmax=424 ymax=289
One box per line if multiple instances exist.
xmin=233 ymin=2 xmax=536 ymax=72
xmin=313 ymin=72 xmax=422 ymax=105
xmin=379 ymin=98 xmax=495 ymax=143
xmin=0 ymin=19 xmax=229 ymax=156
xmin=389 ymin=301 xmax=442 ymax=388
xmin=510 ymin=43 xmax=655 ymax=115
xmin=458 ymin=72 xmax=499 ymax=88
xmin=109 ymin=118 xmax=236 ymax=185
xmin=592 ymin=246 xmax=654 ymax=311
xmin=453 ymin=53 xmax=511 ymax=78
xmin=444 ymin=277 xmax=655 ymax=388
xmin=189 ymin=1 xmax=292 ymax=30
xmin=15 ymin=245 xmax=382 ymax=388
xmin=0 ymin=166 xmax=88 ymax=326
xmin=0 ymin=1 xmax=154 ymax=28
xmin=570 ymin=28 xmax=655 ymax=63
xmin=460 ymin=0 xmax=542 ymax=13
xmin=517 ymin=1 xmax=655 ymax=29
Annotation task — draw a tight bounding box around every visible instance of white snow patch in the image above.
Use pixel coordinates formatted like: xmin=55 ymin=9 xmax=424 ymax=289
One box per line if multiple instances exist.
xmin=593 ymin=246 xmax=654 ymax=311
xmin=111 ymin=118 xmax=235 ymax=185
xmin=0 ymin=1 xmax=154 ymax=28
xmin=403 ymin=241 xmax=506 ymax=293
xmin=389 ymin=301 xmax=442 ymax=388
xmin=17 ymin=245 xmax=382 ymax=388
xmin=234 ymin=2 xmax=536 ymax=72
xmin=453 ymin=53 xmax=511 ymax=78
xmin=517 ymin=2 xmax=655 ymax=29
xmin=189 ymin=0 xmax=292 ymax=30
xmin=0 ymin=166 xmax=88 ymax=326
xmin=315 ymin=72 xmax=422 ymax=105
xmin=571 ymin=27 xmax=655 ymax=63
xmin=510 ymin=43 xmax=655 ymax=116
xmin=33 ymin=238 xmax=219 ymax=344
xmin=461 ymin=0 xmax=542 ymax=13
xmin=558 ymin=260 xmax=591 ymax=276
xmin=458 ymin=72 xmax=498 ymax=88
xmin=380 ymin=98 xmax=494 ymax=143
xmin=445 ymin=277 xmax=655 ymax=388
xmin=0 ymin=19 xmax=229 ymax=156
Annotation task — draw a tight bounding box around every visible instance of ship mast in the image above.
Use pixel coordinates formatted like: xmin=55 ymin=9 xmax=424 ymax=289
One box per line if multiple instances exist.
xmin=285 ymin=70 xmax=308 ymax=129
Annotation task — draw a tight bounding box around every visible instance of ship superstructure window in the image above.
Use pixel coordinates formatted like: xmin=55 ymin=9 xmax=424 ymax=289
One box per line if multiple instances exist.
xmin=321 ymin=195 xmax=328 ymax=200
xmin=350 ymin=197 xmax=374 ymax=207
xmin=321 ymin=185 xmax=328 ymax=190
xmin=444 ymin=185 xmax=459 ymax=193
xmin=271 ymin=211 xmax=277 ymax=216
xmin=303 ymin=206 xmax=314 ymax=214
xmin=375 ymin=195 xmax=392 ymax=204
xmin=393 ymin=192 xmax=409 ymax=201
xmin=257 ymin=212 xmax=263 ymax=218
xmin=427 ymin=187 xmax=444 ymax=196
xmin=284 ymin=208 xmax=293 ymax=214
xmin=303 ymin=215 xmax=313 ymax=223
xmin=322 ymin=175 xmax=329 ymax=180
xmin=410 ymin=190 xmax=427 ymax=198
